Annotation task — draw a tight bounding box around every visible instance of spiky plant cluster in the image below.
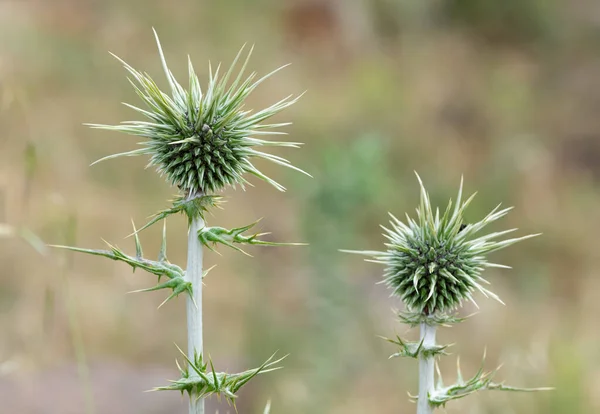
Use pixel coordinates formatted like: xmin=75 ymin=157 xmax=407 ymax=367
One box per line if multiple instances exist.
xmin=350 ymin=174 xmax=537 ymax=315
xmin=156 ymin=347 xmax=285 ymax=407
xmin=344 ymin=174 xmax=548 ymax=413
xmin=89 ymin=29 xmax=308 ymax=195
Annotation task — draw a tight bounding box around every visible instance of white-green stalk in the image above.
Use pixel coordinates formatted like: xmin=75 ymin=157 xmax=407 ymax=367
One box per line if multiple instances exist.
xmin=417 ymin=323 xmax=435 ymax=414
xmin=51 ymin=29 xmax=308 ymax=410
xmin=344 ymin=173 xmax=550 ymax=413
xmin=186 ymin=215 xmax=204 ymax=414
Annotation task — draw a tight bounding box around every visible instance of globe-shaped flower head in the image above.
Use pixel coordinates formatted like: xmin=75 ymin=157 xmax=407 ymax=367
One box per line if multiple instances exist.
xmin=348 ymin=174 xmax=538 ymax=315
xmin=89 ymin=30 xmax=308 ymax=196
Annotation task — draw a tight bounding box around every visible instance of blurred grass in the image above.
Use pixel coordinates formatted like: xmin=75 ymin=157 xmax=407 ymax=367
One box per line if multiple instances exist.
xmin=1 ymin=0 xmax=600 ymax=413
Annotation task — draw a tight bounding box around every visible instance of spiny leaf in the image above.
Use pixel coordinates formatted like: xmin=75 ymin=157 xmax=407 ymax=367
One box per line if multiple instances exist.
xmin=198 ymin=220 xmax=306 ymax=256
xmin=429 ymin=353 xmax=553 ymax=407
xmin=50 ymin=221 xmax=192 ymax=307
xmin=383 ymin=335 xmax=450 ymax=359
xmin=128 ymin=277 xmax=192 ymax=309
xmin=155 ymin=346 xmax=286 ymax=407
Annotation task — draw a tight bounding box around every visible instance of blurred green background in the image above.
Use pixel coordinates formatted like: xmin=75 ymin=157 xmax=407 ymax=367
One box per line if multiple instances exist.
xmin=1 ymin=0 xmax=599 ymax=413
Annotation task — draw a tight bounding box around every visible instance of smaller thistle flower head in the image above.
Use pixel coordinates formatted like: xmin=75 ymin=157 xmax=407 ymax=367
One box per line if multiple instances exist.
xmin=347 ymin=174 xmax=539 ymax=315
xmin=89 ymin=29 xmax=309 ymax=196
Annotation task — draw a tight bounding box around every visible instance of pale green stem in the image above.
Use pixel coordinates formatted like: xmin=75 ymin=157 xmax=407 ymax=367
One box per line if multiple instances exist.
xmin=417 ymin=322 xmax=436 ymax=414
xmin=186 ymin=216 xmax=205 ymax=414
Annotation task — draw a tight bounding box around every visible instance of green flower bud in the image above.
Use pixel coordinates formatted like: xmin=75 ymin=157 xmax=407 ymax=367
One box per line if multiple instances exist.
xmin=345 ymin=174 xmax=539 ymax=315
xmin=88 ymin=30 xmax=309 ymax=196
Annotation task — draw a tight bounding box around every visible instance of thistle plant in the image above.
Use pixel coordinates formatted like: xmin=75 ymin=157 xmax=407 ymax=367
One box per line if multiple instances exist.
xmin=52 ymin=30 xmax=308 ymax=413
xmin=343 ymin=174 xmax=550 ymax=413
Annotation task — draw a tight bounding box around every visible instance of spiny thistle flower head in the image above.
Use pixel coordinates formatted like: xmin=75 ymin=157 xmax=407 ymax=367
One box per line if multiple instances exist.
xmin=346 ymin=174 xmax=539 ymax=315
xmin=89 ymin=29 xmax=308 ymax=196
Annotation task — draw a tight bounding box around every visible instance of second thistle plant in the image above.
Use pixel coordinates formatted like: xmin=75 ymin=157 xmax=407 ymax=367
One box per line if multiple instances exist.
xmin=344 ymin=174 xmax=549 ymax=413
xmin=53 ymin=30 xmax=308 ymax=413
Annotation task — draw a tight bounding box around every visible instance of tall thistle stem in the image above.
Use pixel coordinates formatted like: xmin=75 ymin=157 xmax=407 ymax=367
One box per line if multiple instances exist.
xmin=417 ymin=322 xmax=436 ymax=414
xmin=186 ymin=214 xmax=205 ymax=414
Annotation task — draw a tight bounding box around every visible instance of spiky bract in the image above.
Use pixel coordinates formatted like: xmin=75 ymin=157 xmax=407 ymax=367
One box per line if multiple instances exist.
xmin=385 ymin=334 xmax=450 ymax=359
xmin=132 ymin=194 xmax=223 ymax=235
xmin=346 ymin=174 xmax=538 ymax=315
xmin=155 ymin=347 xmax=285 ymax=406
xmin=89 ymin=30 xmax=308 ymax=195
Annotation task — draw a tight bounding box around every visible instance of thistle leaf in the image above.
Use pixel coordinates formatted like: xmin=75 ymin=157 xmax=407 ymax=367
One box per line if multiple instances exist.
xmin=198 ymin=220 xmax=306 ymax=255
xmin=429 ymin=354 xmax=553 ymax=407
xmin=155 ymin=346 xmax=286 ymax=407
xmin=384 ymin=335 xmax=450 ymax=359
xmin=50 ymin=221 xmax=191 ymax=307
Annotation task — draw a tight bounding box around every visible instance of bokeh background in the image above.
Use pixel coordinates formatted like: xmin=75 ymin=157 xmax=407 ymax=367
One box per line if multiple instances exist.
xmin=1 ymin=0 xmax=599 ymax=413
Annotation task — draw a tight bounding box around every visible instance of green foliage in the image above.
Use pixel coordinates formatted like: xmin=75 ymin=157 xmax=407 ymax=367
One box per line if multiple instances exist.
xmin=429 ymin=355 xmax=552 ymax=407
xmin=50 ymin=221 xmax=202 ymax=308
xmin=343 ymin=173 xmax=538 ymax=314
xmin=197 ymin=220 xmax=305 ymax=256
xmin=155 ymin=345 xmax=285 ymax=407
xmin=88 ymin=29 xmax=309 ymax=196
